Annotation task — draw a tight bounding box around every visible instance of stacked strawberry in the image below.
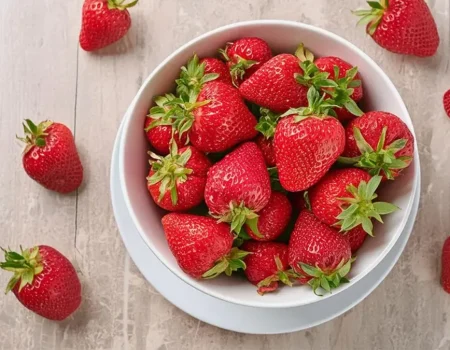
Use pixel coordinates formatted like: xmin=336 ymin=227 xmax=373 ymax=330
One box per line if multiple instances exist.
xmin=143 ymin=37 xmax=415 ymax=296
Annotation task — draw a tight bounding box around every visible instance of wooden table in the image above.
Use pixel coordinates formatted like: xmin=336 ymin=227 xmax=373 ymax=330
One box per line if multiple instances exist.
xmin=0 ymin=0 xmax=449 ymax=349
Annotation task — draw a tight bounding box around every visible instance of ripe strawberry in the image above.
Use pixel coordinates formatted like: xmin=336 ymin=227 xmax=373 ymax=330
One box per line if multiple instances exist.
xmin=442 ymin=237 xmax=450 ymax=293
xmin=18 ymin=120 xmax=83 ymax=193
xmin=220 ymin=37 xmax=272 ymax=86
xmin=444 ymin=89 xmax=450 ymax=118
xmin=354 ymin=0 xmax=439 ymax=57
xmin=161 ymin=213 xmax=249 ymax=279
xmin=79 ymin=0 xmax=138 ymax=52
xmin=273 ymin=87 xmax=345 ymax=191
xmin=309 ymin=169 xmax=398 ymax=236
xmin=144 ymin=94 xmax=188 ymax=155
xmin=175 ymin=55 xmax=231 ymax=97
xmin=245 ymin=191 xmax=292 ymax=241
xmin=345 ymin=226 xmax=368 ymax=253
xmin=239 ymin=54 xmax=308 ymax=113
xmin=147 ymin=144 xmax=211 ymax=211
xmin=315 ymin=56 xmax=364 ymax=122
xmin=0 ymin=246 xmax=81 ymax=320
xmin=255 ymin=108 xmax=281 ymax=166
xmin=340 ymin=111 xmax=414 ymax=179
xmin=242 ymin=241 xmax=297 ymax=295
xmin=205 ymin=142 xmax=271 ymax=235
xmin=288 ymin=211 xmax=352 ymax=294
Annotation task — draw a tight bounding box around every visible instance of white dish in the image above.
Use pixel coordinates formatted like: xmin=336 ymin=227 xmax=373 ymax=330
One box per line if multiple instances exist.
xmin=112 ymin=117 xmax=420 ymax=334
xmin=118 ymin=20 xmax=419 ymax=308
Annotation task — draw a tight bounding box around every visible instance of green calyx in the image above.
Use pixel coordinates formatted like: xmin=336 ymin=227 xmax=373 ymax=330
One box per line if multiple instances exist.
xmin=294 ymin=43 xmax=315 ymax=63
xmin=268 ymin=167 xmax=285 ymax=193
xmin=0 ymin=246 xmax=43 ymax=294
xmin=202 ymin=247 xmax=251 ymax=279
xmin=338 ymin=126 xmax=412 ymax=180
xmin=300 ymin=258 xmax=353 ymax=296
xmin=295 ymin=60 xmax=337 ymax=91
xmin=145 ymin=92 xmax=210 ymax=143
xmin=147 ymin=143 xmax=193 ymax=205
xmin=213 ymin=201 xmax=263 ymax=238
xmin=175 ymin=54 xmax=219 ymax=97
xmin=353 ymin=0 xmax=389 ymax=36
xmin=17 ymin=119 xmax=53 ymax=153
xmin=107 ymin=0 xmax=139 ymax=10
xmin=256 ymin=256 xmax=299 ymax=295
xmin=255 ymin=108 xmax=280 ymax=139
xmin=229 ymin=55 xmax=258 ymax=87
xmin=335 ymin=175 xmax=399 ymax=236
xmin=280 ymin=86 xmax=340 ymax=121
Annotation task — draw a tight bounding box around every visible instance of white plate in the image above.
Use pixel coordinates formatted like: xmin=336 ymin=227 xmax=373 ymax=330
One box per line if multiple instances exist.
xmin=111 ymin=119 xmax=420 ymax=334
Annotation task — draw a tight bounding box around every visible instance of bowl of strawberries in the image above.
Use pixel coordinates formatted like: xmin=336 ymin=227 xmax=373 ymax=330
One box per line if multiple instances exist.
xmin=118 ymin=20 xmax=419 ymax=308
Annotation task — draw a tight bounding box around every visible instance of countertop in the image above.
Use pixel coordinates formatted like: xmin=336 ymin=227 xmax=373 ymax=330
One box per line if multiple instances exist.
xmin=0 ymin=0 xmax=449 ymax=349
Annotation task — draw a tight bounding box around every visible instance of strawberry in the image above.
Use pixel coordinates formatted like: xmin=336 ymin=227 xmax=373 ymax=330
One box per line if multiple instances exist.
xmin=255 ymin=108 xmax=281 ymax=166
xmin=273 ymin=87 xmax=345 ymax=191
xmin=161 ymin=213 xmax=249 ymax=279
xmin=0 ymin=246 xmax=81 ymax=320
xmin=242 ymin=241 xmax=297 ymax=295
xmin=309 ymin=169 xmax=398 ymax=236
xmin=444 ymin=89 xmax=450 ymax=118
xmin=205 ymin=142 xmax=271 ymax=235
xmin=245 ymin=191 xmax=292 ymax=241
xmin=147 ymin=144 xmax=211 ymax=211
xmin=175 ymin=55 xmax=231 ymax=97
xmin=220 ymin=37 xmax=272 ymax=86
xmin=345 ymin=226 xmax=368 ymax=253
xmin=288 ymin=211 xmax=352 ymax=294
xmin=239 ymin=53 xmax=309 ymax=113
xmin=354 ymin=0 xmax=439 ymax=57
xmin=79 ymin=0 xmax=138 ymax=52
xmin=18 ymin=120 xmax=83 ymax=194
xmin=442 ymin=237 xmax=450 ymax=293
xmin=144 ymin=94 xmax=188 ymax=155
xmin=315 ymin=56 xmax=364 ymax=122
xmin=339 ymin=111 xmax=414 ymax=179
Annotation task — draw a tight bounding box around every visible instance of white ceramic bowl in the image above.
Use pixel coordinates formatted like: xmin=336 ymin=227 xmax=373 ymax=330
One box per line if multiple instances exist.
xmin=118 ymin=20 xmax=419 ymax=309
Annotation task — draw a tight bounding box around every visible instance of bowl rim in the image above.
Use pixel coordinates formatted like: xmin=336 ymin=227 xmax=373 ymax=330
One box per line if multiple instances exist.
xmin=118 ymin=19 xmax=419 ymax=308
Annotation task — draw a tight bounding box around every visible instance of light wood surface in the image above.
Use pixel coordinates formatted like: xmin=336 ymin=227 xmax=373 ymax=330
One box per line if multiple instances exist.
xmin=0 ymin=0 xmax=449 ymax=349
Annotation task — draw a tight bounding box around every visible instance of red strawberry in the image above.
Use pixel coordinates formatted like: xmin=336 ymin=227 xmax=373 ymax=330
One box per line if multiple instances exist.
xmin=243 ymin=241 xmax=297 ymax=294
xmin=220 ymin=37 xmax=272 ymax=85
xmin=288 ymin=211 xmax=352 ymax=294
xmin=18 ymin=120 xmax=83 ymax=193
xmin=189 ymin=81 xmax=258 ymax=152
xmin=0 ymin=246 xmax=81 ymax=320
xmin=79 ymin=0 xmax=138 ymax=52
xmin=444 ymin=89 xmax=450 ymax=118
xmin=315 ymin=56 xmax=364 ymax=122
xmin=345 ymin=226 xmax=368 ymax=253
xmin=340 ymin=111 xmax=414 ymax=179
xmin=147 ymin=144 xmax=211 ymax=211
xmin=273 ymin=87 xmax=345 ymax=191
xmin=239 ymin=54 xmax=308 ymax=113
xmin=201 ymin=58 xmax=232 ymax=85
xmin=255 ymin=108 xmax=281 ymax=166
xmin=245 ymin=191 xmax=292 ymax=241
xmin=354 ymin=0 xmax=439 ymax=57
xmin=442 ymin=237 xmax=450 ymax=293
xmin=161 ymin=213 xmax=249 ymax=279
xmin=309 ymin=169 xmax=398 ymax=236
xmin=175 ymin=55 xmax=231 ymax=97
xmin=205 ymin=142 xmax=271 ymax=235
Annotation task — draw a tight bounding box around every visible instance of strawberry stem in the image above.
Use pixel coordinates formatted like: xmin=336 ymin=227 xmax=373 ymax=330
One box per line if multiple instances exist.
xmin=17 ymin=119 xmax=53 ymax=154
xmin=202 ymin=247 xmax=250 ymax=279
xmin=353 ymin=0 xmax=388 ymax=36
xmin=0 ymin=246 xmax=43 ymax=294
xmin=107 ymin=0 xmax=139 ymax=10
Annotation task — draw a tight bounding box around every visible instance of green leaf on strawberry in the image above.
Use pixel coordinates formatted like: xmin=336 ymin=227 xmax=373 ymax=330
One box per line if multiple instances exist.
xmin=338 ymin=126 xmax=412 ymax=179
xmin=202 ymin=247 xmax=251 ymax=279
xmin=176 ymin=54 xmax=219 ymax=97
xmin=335 ymin=175 xmax=399 ymax=236
xmin=255 ymin=108 xmax=280 ymax=139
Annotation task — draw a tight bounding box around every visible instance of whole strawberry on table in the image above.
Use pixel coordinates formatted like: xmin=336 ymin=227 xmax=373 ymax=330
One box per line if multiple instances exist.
xmin=143 ymin=36 xmax=415 ymax=296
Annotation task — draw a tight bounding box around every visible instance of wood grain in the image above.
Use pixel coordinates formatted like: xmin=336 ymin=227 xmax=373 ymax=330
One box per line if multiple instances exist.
xmin=0 ymin=0 xmax=449 ymax=349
